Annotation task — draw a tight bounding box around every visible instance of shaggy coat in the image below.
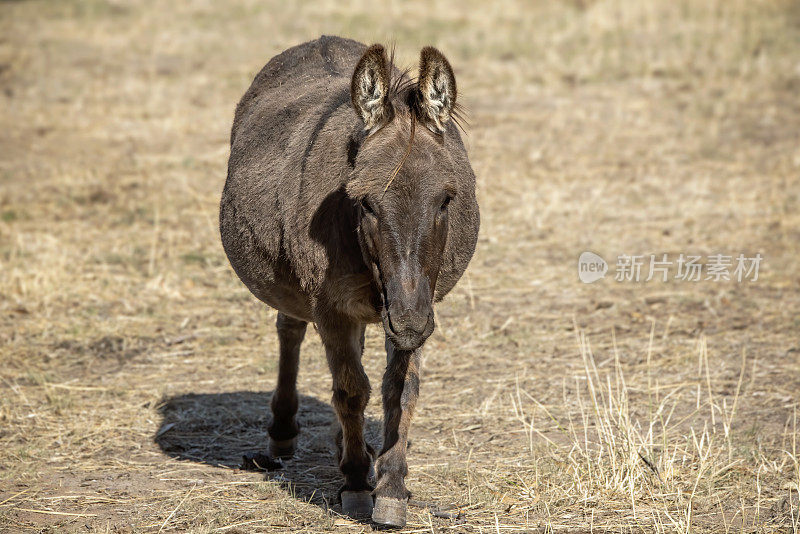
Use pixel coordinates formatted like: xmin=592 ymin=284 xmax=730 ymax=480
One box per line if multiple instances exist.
xmin=220 ymin=35 xmax=479 ymax=527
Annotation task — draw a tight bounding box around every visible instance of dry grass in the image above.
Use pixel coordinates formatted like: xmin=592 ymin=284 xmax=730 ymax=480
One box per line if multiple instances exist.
xmin=1 ymin=0 xmax=800 ymax=532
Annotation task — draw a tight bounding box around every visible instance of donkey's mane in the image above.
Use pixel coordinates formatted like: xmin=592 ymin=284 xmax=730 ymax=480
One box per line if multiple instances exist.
xmin=382 ymin=114 xmax=416 ymax=194
xmin=385 ymin=44 xmax=415 ymax=101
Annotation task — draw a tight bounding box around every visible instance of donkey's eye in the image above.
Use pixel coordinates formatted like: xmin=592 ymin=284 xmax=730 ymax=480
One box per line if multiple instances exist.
xmin=439 ymin=195 xmax=452 ymax=213
xmin=361 ymin=198 xmax=376 ymax=216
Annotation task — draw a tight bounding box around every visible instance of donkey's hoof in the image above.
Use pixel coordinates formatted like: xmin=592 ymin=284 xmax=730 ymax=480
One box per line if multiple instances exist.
xmin=341 ymin=491 xmax=373 ymax=520
xmin=268 ymin=437 xmax=296 ymax=459
xmin=372 ymin=496 xmax=407 ymax=528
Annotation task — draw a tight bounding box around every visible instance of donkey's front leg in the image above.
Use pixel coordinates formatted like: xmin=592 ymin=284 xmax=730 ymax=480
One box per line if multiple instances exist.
xmin=316 ymin=313 xmax=374 ymax=519
xmin=373 ymin=337 xmax=421 ymax=527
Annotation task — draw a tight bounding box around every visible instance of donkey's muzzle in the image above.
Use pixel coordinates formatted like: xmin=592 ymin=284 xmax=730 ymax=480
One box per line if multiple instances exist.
xmin=386 ymin=310 xmax=434 ymax=351
xmin=383 ymin=275 xmax=434 ymax=351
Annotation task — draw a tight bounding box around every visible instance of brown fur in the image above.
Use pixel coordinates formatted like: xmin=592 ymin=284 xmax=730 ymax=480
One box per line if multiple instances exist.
xmin=219 ymin=36 xmax=479 ymax=521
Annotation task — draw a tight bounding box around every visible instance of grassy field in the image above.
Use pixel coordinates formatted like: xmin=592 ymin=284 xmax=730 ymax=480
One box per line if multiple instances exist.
xmin=2 ymin=0 xmax=800 ymax=532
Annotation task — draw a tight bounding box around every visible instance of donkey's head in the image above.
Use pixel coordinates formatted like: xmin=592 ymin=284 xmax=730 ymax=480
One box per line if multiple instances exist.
xmin=346 ymin=44 xmax=462 ymax=351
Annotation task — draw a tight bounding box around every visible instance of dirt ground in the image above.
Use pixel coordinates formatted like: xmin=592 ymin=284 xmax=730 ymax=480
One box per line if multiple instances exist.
xmin=1 ymin=0 xmax=799 ymax=532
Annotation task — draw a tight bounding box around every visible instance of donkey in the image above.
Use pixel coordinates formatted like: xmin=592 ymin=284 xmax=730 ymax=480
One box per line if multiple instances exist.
xmin=220 ymin=36 xmax=479 ymax=527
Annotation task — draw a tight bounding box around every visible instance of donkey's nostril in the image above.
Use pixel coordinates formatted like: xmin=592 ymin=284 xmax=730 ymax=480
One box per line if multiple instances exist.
xmin=386 ymin=310 xmax=434 ymax=351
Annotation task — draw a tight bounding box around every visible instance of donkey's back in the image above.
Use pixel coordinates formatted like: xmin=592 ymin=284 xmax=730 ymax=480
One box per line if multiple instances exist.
xmin=221 ymin=36 xmax=373 ymax=320
xmin=231 ymin=36 xmax=367 ymax=145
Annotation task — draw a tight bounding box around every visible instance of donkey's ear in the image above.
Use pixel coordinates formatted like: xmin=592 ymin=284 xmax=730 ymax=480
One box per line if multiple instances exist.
xmin=351 ymin=44 xmax=393 ymax=132
xmin=415 ymin=46 xmax=457 ymax=133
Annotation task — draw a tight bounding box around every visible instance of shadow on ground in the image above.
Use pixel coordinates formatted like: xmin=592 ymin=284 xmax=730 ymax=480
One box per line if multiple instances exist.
xmin=154 ymin=391 xmax=382 ymax=508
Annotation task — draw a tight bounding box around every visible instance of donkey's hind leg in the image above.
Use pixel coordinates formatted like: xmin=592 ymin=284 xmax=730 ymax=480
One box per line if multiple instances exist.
xmin=268 ymin=312 xmax=307 ymax=458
